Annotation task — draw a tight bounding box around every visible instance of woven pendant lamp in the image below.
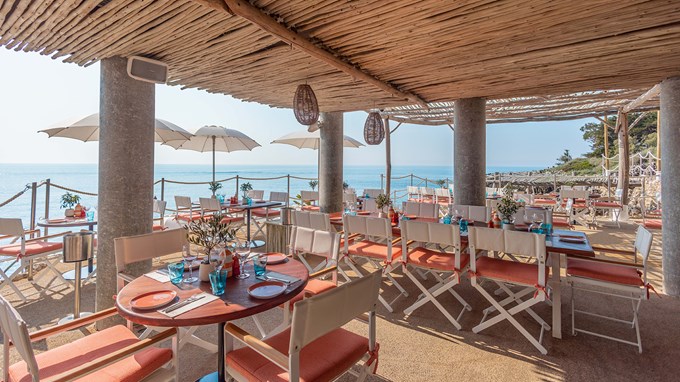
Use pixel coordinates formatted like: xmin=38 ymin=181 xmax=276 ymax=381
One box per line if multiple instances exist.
xmin=293 ymin=84 xmax=319 ymax=125
xmin=363 ymin=112 xmax=385 ymax=145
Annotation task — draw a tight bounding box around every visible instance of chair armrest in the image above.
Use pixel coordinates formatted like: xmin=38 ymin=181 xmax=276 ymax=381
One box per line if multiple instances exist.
xmin=25 ymin=231 xmax=73 ymax=243
xmin=225 ymin=323 xmax=288 ymax=370
xmin=309 ymin=265 xmax=337 ymax=279
xmin=24 ymin=307 xmax=118 ymax=345
xmin=591 ymin=246 xmax=636 ymax=256
xmin=568 ymin=253 xmax=640 ymax=268
xmin=44 ymin=328 xmax=177 ymax=382
xmin=391 ymin=237 xmax=402 ymax=246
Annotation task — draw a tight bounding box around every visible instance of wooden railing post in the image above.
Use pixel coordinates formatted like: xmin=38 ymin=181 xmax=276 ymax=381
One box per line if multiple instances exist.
xmin=160 ymin=178 xmax=165 ymax=201
xmin=28 ymin=182 xmax=37 ymax=279
xmin=43 ymin=179 xmax=51 ymax=237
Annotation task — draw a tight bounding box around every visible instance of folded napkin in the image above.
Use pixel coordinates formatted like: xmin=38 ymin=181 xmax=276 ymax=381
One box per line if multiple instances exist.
xmin=144 ymin=271 xmax=170 ymax=283
xmin=264 ymin=271 xmax=300 ymax=284
xmin=159 ymin=292 xmax=220 ymax=318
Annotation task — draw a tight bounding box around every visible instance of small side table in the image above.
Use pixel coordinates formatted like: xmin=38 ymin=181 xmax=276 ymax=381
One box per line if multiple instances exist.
xmin=58 ymin=231 xmax=94 ymax=324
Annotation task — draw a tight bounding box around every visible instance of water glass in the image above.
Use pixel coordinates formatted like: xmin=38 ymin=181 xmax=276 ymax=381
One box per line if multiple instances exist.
xmin=253 ymin=254 xmax=267 ymax=277
xmin=235 ymin=242 xmax=251 ymax=279
xmin=459 ymin=219 xmax=469 ymax=233
xmin=86 ymin=210 xmax=95 ymax=222
xmin=167 ymin=262 xmax=184 ymax=285
xmin=209 ymin=269 xmax=227 ymax=296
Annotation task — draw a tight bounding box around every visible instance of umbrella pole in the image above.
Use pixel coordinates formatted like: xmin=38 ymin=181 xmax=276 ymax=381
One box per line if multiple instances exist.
xmin=212 ymin=135 xmax=216 ymax=193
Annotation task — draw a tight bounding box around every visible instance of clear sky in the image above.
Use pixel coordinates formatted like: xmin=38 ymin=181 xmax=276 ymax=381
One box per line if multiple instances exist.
xmin=0 ymin=49 xmax=593 ymax=167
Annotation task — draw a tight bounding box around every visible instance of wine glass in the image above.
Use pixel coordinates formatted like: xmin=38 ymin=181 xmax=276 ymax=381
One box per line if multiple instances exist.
xmin=182 ymin=245 xmax=198 ymax=283
xmin=528 ymin=213 xmax=543 ymax=233
xmin=235 ymin=241 xmax=251 ymax=279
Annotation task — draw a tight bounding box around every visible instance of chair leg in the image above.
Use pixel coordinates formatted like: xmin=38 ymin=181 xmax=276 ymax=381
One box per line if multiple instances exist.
xmin=252 ymin=315 xmax=268 ymax=338
xmin=403 ymin=268 xmax=467 ymax=330
xmin=0 ymin=266 xmax=28 ymax=302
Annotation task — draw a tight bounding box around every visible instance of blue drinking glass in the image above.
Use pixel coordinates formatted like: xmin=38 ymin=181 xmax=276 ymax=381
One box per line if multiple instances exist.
xmin=443 ymin=215 xmax=451 ymax=225
xmin=459 ymin=219 xmax=469 ymax=233
xmin=86 ymin=210 xmax=95 ymax=222
xmin=209 ymin=269 xmax=227 ymax=295
xmin=167 ymin=262 xmax=184 ymax=285
xmin=253 ymin=254 xmax=267 ymax=277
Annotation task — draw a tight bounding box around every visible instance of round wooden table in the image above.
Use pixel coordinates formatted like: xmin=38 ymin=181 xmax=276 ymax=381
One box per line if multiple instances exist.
xmin=116 ymin=257 xmax=308 ymax=382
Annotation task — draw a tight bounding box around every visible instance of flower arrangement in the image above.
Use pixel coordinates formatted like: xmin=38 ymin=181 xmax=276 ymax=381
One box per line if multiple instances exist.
xmin=239 ymin=182 xmax=253 ymax=199
xmin=308 ymin=180 xmax=318 ymax=191
xmin=375 ymin=193 xmax=391 ymax=211
xmin=184 ymin=214 xmax=236 ymax=265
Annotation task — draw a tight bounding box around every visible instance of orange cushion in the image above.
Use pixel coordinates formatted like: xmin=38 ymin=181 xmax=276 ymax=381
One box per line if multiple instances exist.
xmin=567 ymin=258 xmax=643 ymax=286
xmin=301 ymin=205 xmax=320 ymax=212
xmin=152 ymin=224 xmax=165 ymax=231
xmin=175 ymin=212 xmax=203 ymax=222
xmin=593 ymin=201 xmax=622 ymax=208
xmin=251 ymin=208 xmax=281 ymax=217
xmin=0 ymin=241 xmax=62 ymax=258
xmin=347 ymin=240 xmax=401 ymax=262
xmin=475 ymin=256 xmax=549 ymax=286
xmin=552 ymin=217 xmax=571 ymax=227
xmin=8 ymin=325 xmax=172 ymax=382
xmin=226 ymin=327 xmax=370 ymax=382
xmin=533 ymin=199 xmax=556 ymax=205
xmin=407 ymin=247 xmax=470 ymax=272
xmin=288 ymin=279 xmax=337 ymax=309
xmin=644 ymin=219 xmax=662 ymax=229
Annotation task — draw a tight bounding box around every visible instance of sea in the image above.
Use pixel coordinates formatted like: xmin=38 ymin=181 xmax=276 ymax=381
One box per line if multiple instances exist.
xmin=0 ymin=163 xmax=540 ymax=225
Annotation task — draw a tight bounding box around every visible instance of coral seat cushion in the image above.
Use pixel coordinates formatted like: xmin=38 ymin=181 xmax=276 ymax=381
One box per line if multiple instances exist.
xmin=567 ymin=258 xmax=643 ymax=286
xmin=552 ymin=217 xmax=571 ymax=227
xmin=475 ymin=256 xmax=549 ymax=286
xmin=593 ymin=202 xmax=623 ymax=208
xmin=152 ymin=224 xmax=165 ymax=231
xmin=644 ymin=219 xmax=662 ymax=229
xmin=175 ymin=213 xmax=203 ymax=222
xmin=348 ymin=240 xmax=401 ymax=261
xmin=287 ymin=279 xmax=337 ymax=308
xmin=0 ymin=241 xmax=62 ymax=257
xmin=407 ymin=247 xmax=470 ymax=271
xmin=226 ymin=327 xmax=370 ymax=382
xmin=251 ymin=208 xmax=281 ymax=217
xmin=221 ymin=216 xmax=244 ymax=225
xmin=8 ymin=325 xmax=172 ymax=382
xmin=301 ymin=205 xmax=320 ymax=212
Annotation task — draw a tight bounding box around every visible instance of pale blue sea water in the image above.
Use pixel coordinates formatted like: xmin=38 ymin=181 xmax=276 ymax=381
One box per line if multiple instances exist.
xmin=0 ymin=163 xmax=539 ymax=225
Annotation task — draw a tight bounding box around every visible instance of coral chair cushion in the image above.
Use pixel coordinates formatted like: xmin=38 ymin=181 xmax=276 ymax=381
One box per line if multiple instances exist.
xmin=533 ymin=198 xmax=556 ymax=205
xmin=287 ymin=279 xmax=337 ymax=309
xmin=226 ymin=327 xmax=370 ymax=382
xmin=475 ymin=256 xmax=549 ymax=286
xmin=552 ymin=217 xmax=571 ymax=228
xmin=220 ymin=216 xmax=244 ymax=225
xmin=347 ymin=240 xmax=401 ymax=261
xmin=152 ymin=224 xmax=165 ymax=231
xmin=407 ymin=247 xmax=470 ymax=272
xmin=567 ymin=258 xmax=644 ymax=286
xmin=644 ymin=219 xmax=662 ymax=229
xmin=175 ymin=212 xmax=203 ymax=222
xmin=301 ymin=205 xmax=320 ymax=212
xmin=251 ymin=208 xmax=281 ymax=218
xmin=593 ymin=201 xmax=622 ymax=208
xmin=0 ymin=241 xmax=62 ymax=258
xmin=8 ymin=325 xmax=172 ymax=382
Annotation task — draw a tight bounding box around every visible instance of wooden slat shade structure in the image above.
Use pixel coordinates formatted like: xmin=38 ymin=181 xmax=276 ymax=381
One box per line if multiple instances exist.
xmin=0 ymin=0 xmax=679 ymax=114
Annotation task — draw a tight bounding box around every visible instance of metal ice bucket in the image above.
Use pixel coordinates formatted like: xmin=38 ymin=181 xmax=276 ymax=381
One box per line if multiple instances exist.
xmin=281 ymin=207 xmax=294 ymax=225
xmin=63 ymin=231 xmax=94 ymax=263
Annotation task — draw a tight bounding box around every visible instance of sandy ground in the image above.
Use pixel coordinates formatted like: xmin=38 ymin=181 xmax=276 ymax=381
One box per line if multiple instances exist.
xmin=1 ymin=219 xmax=675 ymax=382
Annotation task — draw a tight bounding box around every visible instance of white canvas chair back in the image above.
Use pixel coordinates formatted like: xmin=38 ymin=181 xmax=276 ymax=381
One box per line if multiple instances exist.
xmin=0 ymin=218 xmax=24 ymax=237
xmin=407 ymin=186 xmax=419 ymax=197
xmin=343 ymin=215 xmax=391 ymax=239
xmin=344 ymin=188 xmax=356 ymax=194
xmin=290 ymin=270 xmax=381 ymax=353
xmin=289 ymin=227 xmax=340 ymax=263
xmin=0 ymin=295 xmax=38 ymax=380
xmin=363 ymin=198 xmax=378 ymax=212
xmin=560 ymin=189 xmax=588 ymax=200
xmin=435 ymin=188 xmax=450 ymax=200
xmin=524 ymin=207 xmax=551 ymax=224
xmin=114 ymin=228 xmax=187 ymax=272
xmin=362 ymin=189 xmax=383 ymax=198
xmin=269 ymin=191 xmax=288 ymax=203
xmin=153 ymin=199 xmax=166 ymax=216
xmin=343 ymin=192 xmax=357 ymax=204
xmin=174 ymin=195 xmax=192 ymax=210
xmin=291 ymin=211 xmax=331 ymax=231
xmin=419 ymin=187 xmax=435 ymax=197
xmin=486 ymin=187 xmax=500 ymax=196
xmin=248 ymin=190 xmax=264 ymax=200
xmin=635 ymin=226 xmax=654 ymax=280
xmin=449 ymin=204 xmax=469 ymax=219
xmin=300 ymin=190 xmax=319 ymax=203
xmin=469 ymin=206 xmax=490 ymax=222
xmin=403 ymin=202 xmax=438 ymax=218
xmin=199 ymin=197 xmax=221 ymax=213
xmin=615 ymin=188 xmax=624 ymax=199
xmin=402 ymin=220 xmax=460 ymax=248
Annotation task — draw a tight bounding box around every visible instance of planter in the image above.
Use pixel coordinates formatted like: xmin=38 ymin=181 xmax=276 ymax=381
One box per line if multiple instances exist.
xmin=377 ymin=211 xmax=386 ymax=219
xmin=64 ymin=209 xmax=75 ymax=217
xmin=502 ymin=222 xmax=515 ymax=230
xmin=198 ymin=263 xmax=213 ymax=282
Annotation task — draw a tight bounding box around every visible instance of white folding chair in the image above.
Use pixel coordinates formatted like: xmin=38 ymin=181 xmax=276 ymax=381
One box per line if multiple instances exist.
xmin=343 ymin=191 xmax=357 ymax=208
xmin=435 ymin=187 xmax=452 ymax=205
xmin=199 ymin=197 xmax=244 ymax=234
xmin=152 ymin=199 xmax=167 ymax=231
xmin=468 ymin=205 xmax=491 ymax=223
xmin=561 ymin=189 xmax=590 ymax=225
xmin=591 ymin=189 xmax=623 ymax=228
xmin=173 ymin=195 xmax=200 ymax=222
xmin=225 ymin=270 xmax=382 ymax=382
xmin=300 ymin=190 xmax=320 ymax=211
xmin=400 ymin=221 xmax=472 ymax=329
xmin=362 ymin=198 xmax=378 ymax=212
xmin=291 ymin=211 xmax=333 ymax=274
xmin=403 ymin=201 xmax=439 ymax=219
xmin=514 ymin=193 xmax=534 ymax=205
xmin=343 ymin=215 xmax=408 ymax=312
xmin=486 ymin=198 xmax=499 ymax=211
xmin=250 ymin=191 xmax=288 ymax=238
xmin=114 ymin=228 xmax=218 ymax=353
xmin=468 ymin=227 xmax=551 ymax=354
xmin=407 ymin=186 xmax=420 ymax=201
xmin=0 ymin=218 xmax=73 ymax=302
xmin=362 ymin=189 xmax=383 ymax=199
xmin=567 ymin=226 xmax=654 ymax=353
xmin=419 ymin=187 xmax=435 ymax=203
xmin=0 ymin=295 xmax=178 ymax=382
xmin=247 ymin=189 xmax=265 ymax=201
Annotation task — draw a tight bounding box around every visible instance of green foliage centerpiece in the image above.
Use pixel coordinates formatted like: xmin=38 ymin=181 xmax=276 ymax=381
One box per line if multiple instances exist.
xmin=185 ymin=214 xmax=236 ymax=266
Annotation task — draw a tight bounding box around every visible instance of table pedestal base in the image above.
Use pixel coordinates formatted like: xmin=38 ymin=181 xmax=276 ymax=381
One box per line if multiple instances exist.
xmin=63 ymin=265 xmax=96 ymax=280
xmin=58 ymin=312 xmax=93 ymax=325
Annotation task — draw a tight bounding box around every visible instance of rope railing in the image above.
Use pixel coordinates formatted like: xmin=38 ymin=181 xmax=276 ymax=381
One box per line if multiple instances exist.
xmin=0 ymin=184 xmax=31 ymax=208
xmin=49 ymin=182 xmax=98 ymax=196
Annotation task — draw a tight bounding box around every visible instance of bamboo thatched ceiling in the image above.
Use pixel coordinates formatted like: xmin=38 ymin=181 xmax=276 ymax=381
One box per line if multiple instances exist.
xmin=383 ymin=89 xmax=661 ymax=125
xmin=1 ymin=0 xmax=679 ymax=114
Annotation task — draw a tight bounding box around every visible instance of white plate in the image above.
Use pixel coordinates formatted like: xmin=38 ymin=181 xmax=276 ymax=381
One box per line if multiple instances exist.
xmin=248 ymin=281 xmax=286 ymax=299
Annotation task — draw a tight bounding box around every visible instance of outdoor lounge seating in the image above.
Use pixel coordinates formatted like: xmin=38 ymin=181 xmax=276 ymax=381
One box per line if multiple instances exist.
xmin=566 ymin=226 xmax=654 ymax=352
xmin=250 ymin=191 xmax=288 ymax=238
xmin=343 ymin=215 xmax=408 ymax=312
xmin=0 ymin=218 xmax=72 ymax=303
xmin=152 ymin=199 xmax=167 ymax=231
xmin=400 ymin=220 xmax=471 ymax=329
xmin=225 ymin=270 xmax=381 ymax=382
xmin=468 ymin=227 xmax=551 ymax=354
xmin=403 ymin=201 xmax=439 ymax=219
xmin=300 ymin=190 xmax=320 ymax=211
xmin=591 ymin=189 xmax=623 ymax=228
xmin=173 ymin=195 xmax=202 ymax=222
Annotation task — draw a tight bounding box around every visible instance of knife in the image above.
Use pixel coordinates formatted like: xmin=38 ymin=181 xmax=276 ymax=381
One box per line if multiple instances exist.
xmin=162 ymin=294 xmax=204 ymax=313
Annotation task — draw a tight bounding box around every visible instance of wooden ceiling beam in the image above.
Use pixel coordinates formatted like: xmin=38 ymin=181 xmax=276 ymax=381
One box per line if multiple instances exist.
xmin=622 ymin=84 xmax=661 ymax=113
xmin=204 ymin=0 xmax=429 ymax=108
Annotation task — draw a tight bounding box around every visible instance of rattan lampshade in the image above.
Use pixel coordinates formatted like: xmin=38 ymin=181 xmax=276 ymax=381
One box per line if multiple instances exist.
xmin=363 ymin=112 xmax=385 ymax=145
xmin=293 ymin=84 xmax=319 ymax=125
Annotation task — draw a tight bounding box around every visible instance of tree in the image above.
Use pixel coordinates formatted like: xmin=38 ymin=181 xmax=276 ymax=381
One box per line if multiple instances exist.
xmin=580 ymin=112 xmax=658 ymax=158
xmin=556 ymin=149 xmax=572 ymax=165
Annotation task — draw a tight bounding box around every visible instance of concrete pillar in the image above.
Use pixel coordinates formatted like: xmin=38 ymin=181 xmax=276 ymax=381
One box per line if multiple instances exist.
xmin=661 ymin=76 xmax=680 ymax=296
xmin=318 ymin=112 xmax=343 ymax=213
xmin=453 ymin=98 xmax=486 ymax=206
xmin=97 ymin=57 xmax=155 ymax=327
